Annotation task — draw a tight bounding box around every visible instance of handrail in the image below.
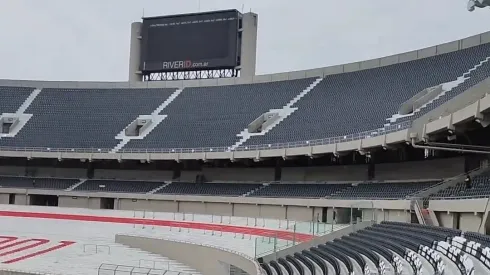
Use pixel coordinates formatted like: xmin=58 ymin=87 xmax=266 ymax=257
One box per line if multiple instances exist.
xmin=98 ymin=263 xmax=196 ymax=275
xmin=0 ymin=121 xmax=411 ymax=153
xmin=430 ymin=194 xmax=490 ymax=200
xmin=408 ymin=166 xmax=484 ymax=199
xmin=414 ymin=199 xmax=426 ymax=225
xmin=410 ymin=166 xmax=490 ymax=200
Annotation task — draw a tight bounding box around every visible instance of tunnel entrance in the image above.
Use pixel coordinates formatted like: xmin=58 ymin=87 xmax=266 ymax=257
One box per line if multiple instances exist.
xmin=30 ymin=194 xmax=58 ymax=206
xmin=100 ymin=197 xmax=115 ymax=209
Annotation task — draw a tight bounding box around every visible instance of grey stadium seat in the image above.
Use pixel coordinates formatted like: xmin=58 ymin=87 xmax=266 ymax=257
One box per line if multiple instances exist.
xmin=0 ymin=88 xmax=176 ymax=150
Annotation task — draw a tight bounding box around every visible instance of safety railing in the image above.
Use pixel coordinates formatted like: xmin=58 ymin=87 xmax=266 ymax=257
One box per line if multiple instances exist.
xmin=409 ymin=167 xmax=484 ymax=198
xmin=429 ymin=194 xmax=490 ymax=200
xmin=129 ymin=210 xmax=344 ymax=259
xmin=131 ymin=210 xmax=341 ymax=236
xmin=98 ymin=263 xmax=197 ymax=275
xmin=138 ymin=259 xmax=185 ymax=271
xmin=407 ymin=166 xmax=490 ymax=203
xmin=0 ymin=121 xmax=411 ymax=154
xmin=83 ymin=244 xmax=111 ymax=254
xmin=253 ymin=221 xmax=340 ymax=258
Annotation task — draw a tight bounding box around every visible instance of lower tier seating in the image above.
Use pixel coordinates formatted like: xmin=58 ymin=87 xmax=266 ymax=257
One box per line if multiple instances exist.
xmin=250 ymin=180 xmax=440 ymax=199
xmin=261 ymin=221 xmax=484 ymax=275
xmin=73 ymin=179 xmax=164 ymax=193
xmin=431 ymin=170 xmax=490 ymax=198
xmin=0 ymin=176 xmax=443 ymax=199
xmin=0 ymin=176 xmax=78 ymax=190
xmin=156 ymin=182 xmax=262 ymax=196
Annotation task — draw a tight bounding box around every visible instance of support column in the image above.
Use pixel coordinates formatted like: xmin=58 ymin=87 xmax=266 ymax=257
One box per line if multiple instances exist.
xmin=459 ymin=212 xmax=483 ymax=232
xmin=239 ymin=13 xmax=258 ymax=78
xmin=128 ymin=22 xmax=143 ymax=83
xmin=437 ymin=211 xmax=458 ymax=229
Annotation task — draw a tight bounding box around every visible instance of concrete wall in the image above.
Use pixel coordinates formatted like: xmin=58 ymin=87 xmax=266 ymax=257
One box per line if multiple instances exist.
xmin=0 ymin=166 xmax=85 ymax=178
xmin=58 ymin=196 xmax=101 ymax=209
xmin=286 ymin=206 xmax=314 ymax=221
xmin=282 ymin=165 xmax=368 ymax=181
xmin=3 ymin=191 xmax=489 ymax=233
xmin=437 ymin=212 xmax=458 ymax=229
xmin=0 ymin=186 xmax=412 ymax=210
xmin=0 ymin=194 xmax=9 ymax=204
xmin=234 ymin=204 xmax=260 ymax=217
xmin=362 ymin=208 xmax=375 ymax=222
xmin=202 ymin=168 xmax=275 ymax=182
xmin=115 ymin=235 xmax=262 ymax=275
xmin=206 ymin=202 xmax=233 ymax=216
xmin=430 ymin=198 xmax=488 ymax=213
xmin=433 ymin=208 xmax=485 ymax=232
xmin=375 ymin=157 xmax=464 ymax=180
xmin=387 ymin=209 xmax=410 ymax=222
xmin=459 ymin=212 xmax=482 ymax=232
xmin=115 ymin=199 xmax=385 ymax=221
xmin=14 ymin=187 xmax=490 ymax=228
xmin=116 ymin=198 xmax=179 ymax=212
xmin=375 ymin=209 xmax=410 ymax=223
xmin=29 ymin=167 xmax=86 ymax=178
xmin=259 ymin=205 xmax=286 ymax=219
xmin=0 ymin=166 xmax=25 ymax=176
xmin=180 ymin=170 xmax=200 ymax=182
xmin=14 ymin=194 xmax=28 ymax=205
xmin=89 ymin=198 xmax=408 ymax=223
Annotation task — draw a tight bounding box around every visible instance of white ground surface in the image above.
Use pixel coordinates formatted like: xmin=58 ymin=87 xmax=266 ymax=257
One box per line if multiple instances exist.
xmin=0 ymin=205 xmax=348 ymax=275
xmin=0 ymin=215 xmax=202 ymax=275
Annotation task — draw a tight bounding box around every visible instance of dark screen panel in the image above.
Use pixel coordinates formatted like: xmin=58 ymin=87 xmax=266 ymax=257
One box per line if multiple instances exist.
xmin=141 ymin=10 xmax=239 ymax=73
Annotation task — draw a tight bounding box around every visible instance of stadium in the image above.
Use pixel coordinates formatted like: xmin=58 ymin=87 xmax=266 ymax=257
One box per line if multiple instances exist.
xmin=0 ymin=2 xmax=490 ymax=275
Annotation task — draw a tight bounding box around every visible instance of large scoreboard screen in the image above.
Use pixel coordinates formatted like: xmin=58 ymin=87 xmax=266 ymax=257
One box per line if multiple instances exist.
xmin=140 ymin=10 xmax=240 ymax=73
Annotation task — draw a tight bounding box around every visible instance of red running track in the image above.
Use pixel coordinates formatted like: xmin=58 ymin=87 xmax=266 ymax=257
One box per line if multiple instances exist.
xmin=0 ymin=211 xmax=314 ymax=242
xmin=2 ymin=240 xmax=76 ymax=264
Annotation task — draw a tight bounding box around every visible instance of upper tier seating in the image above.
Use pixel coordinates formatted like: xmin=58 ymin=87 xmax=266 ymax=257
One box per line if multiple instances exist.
xmin=0 ymin=88 xmax=176 ymax=150
xmin=125 ymin=78 xmax=315 ymax=150
xmin=0 ymin=43 xmax=489 ymax=152
xmin=399 ymin=55 xmax=490 ymax=123
xmin=245 ymin=42 xmax=490 ymax=146
xmin=0 ymin=176 xmax=77 ymax=190
xmin=0 ymin=86 xmax=33 ymax=113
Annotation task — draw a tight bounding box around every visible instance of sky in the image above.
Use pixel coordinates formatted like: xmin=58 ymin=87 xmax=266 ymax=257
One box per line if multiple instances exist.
xmin=0 ymin=0 xmax=488 ymax=82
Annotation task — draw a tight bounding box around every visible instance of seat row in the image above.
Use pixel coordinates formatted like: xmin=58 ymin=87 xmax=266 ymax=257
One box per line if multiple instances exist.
xmin=0 ymin=40 xmax=489 ymax=152
xmin=260 ymin=221 xmax=487 ymax=275
xmin=0 ymin=176 xmax=440 ymax=199
xmin=431 ymin=171 xmax=490 ymax=198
